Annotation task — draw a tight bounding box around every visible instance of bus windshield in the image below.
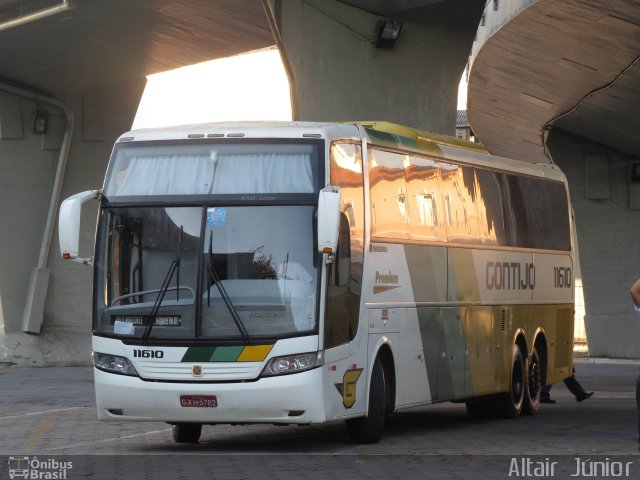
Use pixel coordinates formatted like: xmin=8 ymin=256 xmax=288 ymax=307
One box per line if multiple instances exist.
xmin=95 ymin=205 xmax=318 ymax=340
xmin=103 ymin=142 xmax=319 ymax=197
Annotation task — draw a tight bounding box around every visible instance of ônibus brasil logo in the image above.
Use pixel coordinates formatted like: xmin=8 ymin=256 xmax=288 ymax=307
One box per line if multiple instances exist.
xmin=7 ymin=457 xmax=72 ymax=479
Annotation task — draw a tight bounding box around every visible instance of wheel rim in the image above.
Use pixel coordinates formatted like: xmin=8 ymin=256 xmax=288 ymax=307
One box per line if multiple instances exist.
xmin=512 ymin=355 xmax=525 ymax=405
xmin=529 ymin=356 xmax=541 ymax=399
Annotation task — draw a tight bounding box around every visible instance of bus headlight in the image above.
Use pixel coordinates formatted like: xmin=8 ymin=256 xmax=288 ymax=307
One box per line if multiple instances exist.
xmin=261 ymin=351 xmax=324 ymax=377
xmin=93 ymin=352 xmax=139 ymax=377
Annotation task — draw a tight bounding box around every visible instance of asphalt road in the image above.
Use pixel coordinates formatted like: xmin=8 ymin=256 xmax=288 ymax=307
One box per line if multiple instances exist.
xmin=0 ymin=359 xmax=638 ymax=479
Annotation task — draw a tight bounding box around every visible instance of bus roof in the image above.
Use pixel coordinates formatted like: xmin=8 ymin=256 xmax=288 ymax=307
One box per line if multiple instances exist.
xmin=356 ymin=121 xmax=565 ymax=182
xmin=117 ymin=120 xmax=566 ymax=182
xmin=118 ymin=121 xmax=362 ymax=143
xmin=355 ymin=121 xmax=489 ymax=154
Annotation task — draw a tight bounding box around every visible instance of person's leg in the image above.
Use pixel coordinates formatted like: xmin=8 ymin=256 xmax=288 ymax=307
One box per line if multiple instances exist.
xmin=563 ymin=367 xmax=593 ymax=401
xmin=563 ymin=373 xmax=584 ymax=396
xmin=540 ymin=384 xmax=555 ymax=403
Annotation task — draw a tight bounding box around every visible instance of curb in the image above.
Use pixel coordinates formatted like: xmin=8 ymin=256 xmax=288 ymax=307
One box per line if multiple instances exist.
xmin=574 ymin=357 xmax=640 ymax=365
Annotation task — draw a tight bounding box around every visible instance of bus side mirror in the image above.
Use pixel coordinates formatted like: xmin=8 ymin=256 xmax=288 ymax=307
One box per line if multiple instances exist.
xmin=317 ymin=187 xmax=340 ymax=255
xmin=59 ymin=190 xmax=100 ymax=264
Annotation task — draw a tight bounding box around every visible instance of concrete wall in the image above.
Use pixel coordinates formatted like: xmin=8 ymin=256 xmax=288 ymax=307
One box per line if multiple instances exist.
xmin=0 ymin=93 xmax=59 ymax=333
xmin=0 ymin=79 xmax=146 ymax=366
xmin=278 ymin=0 xmax=483 ymax=134
xmin=548 ymin=130 xmax=640 ymax=358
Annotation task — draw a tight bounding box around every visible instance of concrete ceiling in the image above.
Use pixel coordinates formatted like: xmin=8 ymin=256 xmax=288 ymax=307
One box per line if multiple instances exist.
xmin=0 ymin=0 xmax=478 ymax=98
xmin=339 ymin=0 xmax=448 ymax=15
xmin=0 ymin=0 xmax=273 ymax=95
xmin=468 ymin=0 xmax=640 ymax=163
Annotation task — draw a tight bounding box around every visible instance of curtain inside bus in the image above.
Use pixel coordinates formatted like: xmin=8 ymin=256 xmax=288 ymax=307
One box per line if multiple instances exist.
xmin=104 ymin=144 xmax=317 ymax=196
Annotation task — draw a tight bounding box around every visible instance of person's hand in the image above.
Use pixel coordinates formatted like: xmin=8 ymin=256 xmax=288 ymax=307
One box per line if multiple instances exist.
xmin=630 ymin=278 xmax=640 ymax=309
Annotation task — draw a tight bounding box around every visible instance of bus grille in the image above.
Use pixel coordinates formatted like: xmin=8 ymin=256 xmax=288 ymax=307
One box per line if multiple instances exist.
xmin=134 ymin=361 xmax=263 ymax=381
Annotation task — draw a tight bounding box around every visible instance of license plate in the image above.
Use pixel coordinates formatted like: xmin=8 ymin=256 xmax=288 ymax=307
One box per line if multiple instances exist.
xmin=179 ymin=395 xmax=218 ymax=408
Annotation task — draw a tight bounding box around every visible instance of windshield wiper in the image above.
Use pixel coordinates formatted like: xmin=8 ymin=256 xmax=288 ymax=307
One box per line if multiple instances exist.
xmin=281 ymin=251 xmax=289 ymax=302
xmin=143 ymin=227 xmax=183 ymax=341
xmin=206 ymin=231 xmax=252 ymax=343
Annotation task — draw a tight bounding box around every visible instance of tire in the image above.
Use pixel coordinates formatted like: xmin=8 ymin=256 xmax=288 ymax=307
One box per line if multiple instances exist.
xmin=523 ymin=348 xmax=542 ymax=415
xmin=465 ymin=396 xmax=491 ymax=419
xmin=345 ymin=357 xmax=386 ymax=443
xmin=493 ymin=344 xmax=526 ymax=418
xmin=172 ymin=423 xmax=202 ymax=443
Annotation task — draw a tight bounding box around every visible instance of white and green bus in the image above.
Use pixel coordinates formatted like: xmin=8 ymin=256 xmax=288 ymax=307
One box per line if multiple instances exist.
xmin=59 ymin=121 xmax=575 ymax=444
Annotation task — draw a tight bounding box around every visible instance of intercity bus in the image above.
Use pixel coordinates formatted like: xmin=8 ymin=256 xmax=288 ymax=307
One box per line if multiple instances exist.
xmin=59 ymin=121 xmax=575 ymax=444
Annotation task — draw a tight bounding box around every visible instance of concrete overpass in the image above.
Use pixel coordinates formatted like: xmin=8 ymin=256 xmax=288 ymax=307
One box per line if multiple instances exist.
xmin=468 ymin=0 xmax=640 ymax=357
xmin=0 ymin=0 xmax=484 ymax=365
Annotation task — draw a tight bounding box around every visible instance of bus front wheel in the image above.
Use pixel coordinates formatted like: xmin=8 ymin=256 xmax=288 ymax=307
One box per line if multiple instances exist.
xmin=345 ymin=357 xmax=386 ymax=444
xmin=172 ymin=423 xmax=202 ymax=443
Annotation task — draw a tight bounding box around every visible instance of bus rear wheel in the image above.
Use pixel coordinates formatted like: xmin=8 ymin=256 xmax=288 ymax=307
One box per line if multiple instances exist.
xmin=172 ymin=423 xmax=202 ymax=443
xmin=345 ymin=357 xmax=386 ymax=444
xmin=493 ymin=344 xmax=526 ymax=418
xmin=523 ymin=348 xmax=542 ymax=415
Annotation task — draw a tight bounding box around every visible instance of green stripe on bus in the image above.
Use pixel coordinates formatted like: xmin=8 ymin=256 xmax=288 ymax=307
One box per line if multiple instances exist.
xmin=181 ymin=344 xmax=276 ymax=362
xmin=209 ymin=346 xmax=244 ymax=362
xmin=365 ymin=128 xmax=417 ymax=150
xmin=181 ymin=347 xmax=215 ymax=362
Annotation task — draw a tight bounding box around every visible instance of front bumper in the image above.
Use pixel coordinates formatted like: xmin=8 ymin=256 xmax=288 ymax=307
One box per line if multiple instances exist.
xmin=94 ymin=366 xmax=326 ymax=424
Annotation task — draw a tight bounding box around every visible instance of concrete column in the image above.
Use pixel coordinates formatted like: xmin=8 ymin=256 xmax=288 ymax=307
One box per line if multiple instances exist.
xmin=548 ymin=129 xmax=640 ymax=358
xmin=276 ymin=0 xmax=484 ymax=134
xmin=0 ymin=78 xmax=145 ymax=366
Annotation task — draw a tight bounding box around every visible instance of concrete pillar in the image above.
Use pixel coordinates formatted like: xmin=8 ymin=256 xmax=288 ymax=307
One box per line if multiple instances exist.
xmin=0 ymin=93 xmax=59 ymax=333
xmin=275 ymin=0 xmax=484 ymax=134
xmin=548 ymin=129 xmax=640 ymax=358
xmin=0 ymin=78 xmax=145 ymax=366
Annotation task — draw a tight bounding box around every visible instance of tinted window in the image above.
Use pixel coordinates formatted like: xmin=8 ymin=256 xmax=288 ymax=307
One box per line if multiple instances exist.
xmin=368 ymin=149 xmax=409 ymax=239
xmin=475 ymin=169 xmax=508 ymax=246
xmin=444 ymin=164 xmax=478 ymax=244
xmin=516 ymin=176 xmax=570 ymax=250
xmin=406 ymin=156 xmax=448 ymax=242
xmin=503 ymin=174 xmax=530 ymax=247
xmin=365 ymin=148 xmax=571 ymax=251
